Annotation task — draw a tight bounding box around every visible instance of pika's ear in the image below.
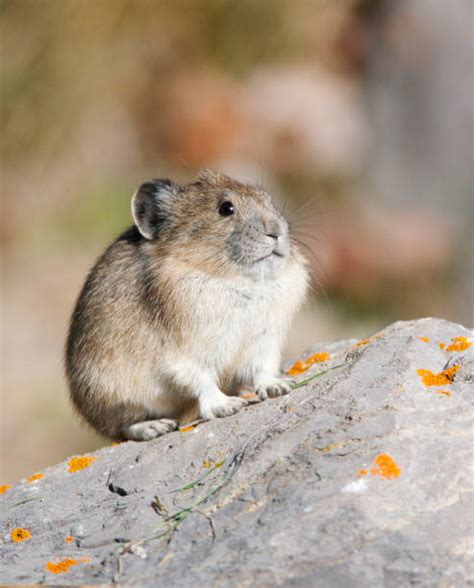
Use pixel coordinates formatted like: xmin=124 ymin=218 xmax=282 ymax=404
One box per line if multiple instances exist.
xmin=131 ymin=179 xmax=177 ymax=240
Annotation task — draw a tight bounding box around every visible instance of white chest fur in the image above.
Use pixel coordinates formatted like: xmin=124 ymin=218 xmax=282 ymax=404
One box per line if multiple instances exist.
xmin=160 ymin=255 xmax=308 ymax=373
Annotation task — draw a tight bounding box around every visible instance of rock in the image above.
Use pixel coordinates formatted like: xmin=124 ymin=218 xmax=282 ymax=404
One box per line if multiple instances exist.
xmin=1 ymin=318 xmax=472 ymax=586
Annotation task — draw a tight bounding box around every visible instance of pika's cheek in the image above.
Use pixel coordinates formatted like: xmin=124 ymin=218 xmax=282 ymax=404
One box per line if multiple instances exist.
xmin=225 ymin=231 xmax=244 ymax=262
xmin=225 ymin=227 xmax=262 ymax=261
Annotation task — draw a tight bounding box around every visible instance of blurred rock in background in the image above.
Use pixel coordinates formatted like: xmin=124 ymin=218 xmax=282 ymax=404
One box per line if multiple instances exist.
xmin=0 ymin=0 xmax=472 ymax=482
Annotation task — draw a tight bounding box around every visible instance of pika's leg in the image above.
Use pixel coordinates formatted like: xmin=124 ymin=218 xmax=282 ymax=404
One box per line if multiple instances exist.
xmin=233 ymin=336 xmax=293 ymax=401
xmin=164 ymin=361 xmax=248 ymax=420
xmin=69 ymin=382 xmax=178 ymax=441
xmin=123 ymin=418 xmax=178 ymax=441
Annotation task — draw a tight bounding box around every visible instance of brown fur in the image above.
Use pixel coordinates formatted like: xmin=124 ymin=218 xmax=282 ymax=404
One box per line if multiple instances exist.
xmin=65 ymin=171 xmax=308 ymax=440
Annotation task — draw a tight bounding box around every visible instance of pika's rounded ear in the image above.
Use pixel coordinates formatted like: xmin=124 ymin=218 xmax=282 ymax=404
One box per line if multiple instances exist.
xmin=131 ymin=178 xmax=177 ymax=240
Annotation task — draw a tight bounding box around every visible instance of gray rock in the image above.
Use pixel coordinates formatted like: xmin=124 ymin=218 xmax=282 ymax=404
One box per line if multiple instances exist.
xmin=1 ymin=318 xmax=473 ymax=586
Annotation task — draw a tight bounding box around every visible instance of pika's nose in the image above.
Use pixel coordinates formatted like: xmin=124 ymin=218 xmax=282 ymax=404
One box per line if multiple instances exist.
xmin=267 ymin=232 xmax=280 ymax=241
xmin=264 ymin=219 xmax=284 ymax=241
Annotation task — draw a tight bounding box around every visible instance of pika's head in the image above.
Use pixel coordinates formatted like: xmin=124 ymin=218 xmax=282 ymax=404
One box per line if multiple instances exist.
xmin=132 ymin=170 xmax=292 ymax=279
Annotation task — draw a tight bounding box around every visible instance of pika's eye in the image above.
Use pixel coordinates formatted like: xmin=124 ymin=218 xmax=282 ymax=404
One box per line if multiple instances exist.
xmin=219 ymin=201 xmax=235 ymax=217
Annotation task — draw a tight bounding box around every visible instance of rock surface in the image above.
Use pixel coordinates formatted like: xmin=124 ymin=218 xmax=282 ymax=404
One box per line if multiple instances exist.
xmin=1 ymin=318 xmax=473 ymax=586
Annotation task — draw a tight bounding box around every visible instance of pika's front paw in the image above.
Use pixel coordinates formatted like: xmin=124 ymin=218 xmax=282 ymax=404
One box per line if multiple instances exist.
xmin=201 ymin=395 xmax=248 ymax=420
xmin=255 ymin=378 xmax=293 ymax=401
xmin=124 ymin=418 xmax=178 ymax=441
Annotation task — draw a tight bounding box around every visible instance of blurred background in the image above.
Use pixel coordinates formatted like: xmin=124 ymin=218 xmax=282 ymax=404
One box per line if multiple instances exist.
xmin=1 ymin=0 xmax=472 ymax=483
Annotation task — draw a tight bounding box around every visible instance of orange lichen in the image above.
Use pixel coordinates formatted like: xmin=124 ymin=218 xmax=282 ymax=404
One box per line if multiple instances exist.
xmin=439 ymin=342 xmax=446 ymax=350
xmin=417 ymin=365 xmax=460 ymax=386
xmin=373 ymin=454 xmax=401 ymax=479
xmin=11 ymin=528 xmax=32 ymax=543
xmin=447 ymin=336 xmax=471 ymax=352
xmin=46 ymin=559 xmax=80 ymax=574
xmin=353 ymin=338 xmax=370 ymax=348
xmin=419 ymin=337 xmax=430 ymax=343
xmin=240 ymin=392 xmax=258 ymax=400
xmin=65 ymin=536 xmax=75 ymax=543
xmin=286 ymin=360 xmax=307 ymax=375
xmin=0 ymin=484 xmax=12 ymax=494
xmin=287 ymin=351 xmax=331 ymax=375
xmin=307 ymin=352 xmax=331 ymax=364
xmin=180 ymin=425 xmax=195 ymax=433
xmin=358 ymin=454 xmax=401 ymax=480
xmin=67 ymin=455 xmax=96 ymax=473
xmin=436 ymin=389 xmax=452 ymax=397
xmin=27 ymin=473 xmax=44 ymax=483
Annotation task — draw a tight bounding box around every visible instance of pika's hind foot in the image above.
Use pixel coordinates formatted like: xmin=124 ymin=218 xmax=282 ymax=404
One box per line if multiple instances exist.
xmin=255 ymin=378 xmax=293 ymax=401
xmin=124 ymin=419 xmax=178 ymax=441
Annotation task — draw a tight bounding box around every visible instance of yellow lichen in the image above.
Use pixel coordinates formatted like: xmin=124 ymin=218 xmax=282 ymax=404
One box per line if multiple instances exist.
xmin=419 ymin=337 xmax=430 ymax=343
xmin=417 ymin=365 xmax=460 ymax=386
xmin=27 ymin=473 xmax=44 ymax=483
xmin=287 ymin=351 xmax=331 ymax=375
xmin=67 ymin=455 xmax=96 ymax=473
xmin=11 ymin=528 xmax=32 ymax=543
xmin=447 ymin=336 xmax=472 ymax=352
xmin=439 ymin=342 xmax=446 ymax=350
xmin=319 ymin=442 xmax=340 ymax=453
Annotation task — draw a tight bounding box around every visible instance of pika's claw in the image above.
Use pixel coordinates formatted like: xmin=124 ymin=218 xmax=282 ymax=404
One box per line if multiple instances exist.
xmin=201 ymin=395 xmax=248 ymax=420
xmin=255 ymin=378 xmax=293 ymax=401
xmin=124 ymin=419 xmax=178 ymax=441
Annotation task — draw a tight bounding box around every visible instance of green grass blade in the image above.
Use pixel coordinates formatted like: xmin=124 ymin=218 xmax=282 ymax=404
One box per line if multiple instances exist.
xmin=290 ymin=362 xmax=346 ymax=389
xmin=170 ymin=460 xmax=225 ymax=494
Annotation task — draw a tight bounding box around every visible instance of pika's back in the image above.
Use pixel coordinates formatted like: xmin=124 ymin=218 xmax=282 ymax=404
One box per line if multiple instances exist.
xmin=66 ymin=227 xmax=150 ymax=369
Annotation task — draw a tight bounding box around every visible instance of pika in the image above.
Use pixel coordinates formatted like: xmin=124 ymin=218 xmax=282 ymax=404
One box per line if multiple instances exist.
xmin=65 ymin=171 xmax=309 ymax=441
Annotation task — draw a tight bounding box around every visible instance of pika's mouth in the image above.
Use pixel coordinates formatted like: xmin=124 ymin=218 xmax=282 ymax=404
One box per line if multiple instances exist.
xmin=255 ymin=250 xmax=285 ymax=263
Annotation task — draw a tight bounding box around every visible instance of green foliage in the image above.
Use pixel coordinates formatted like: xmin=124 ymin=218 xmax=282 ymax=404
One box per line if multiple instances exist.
xmin=28 ymin=180 xmax=133 ymax=250
xmin=196 ymin=0 xmax=303 ymax=75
